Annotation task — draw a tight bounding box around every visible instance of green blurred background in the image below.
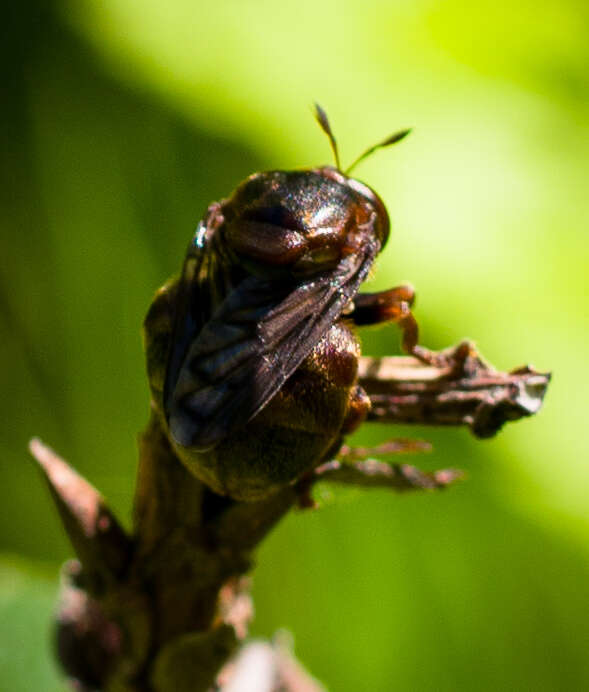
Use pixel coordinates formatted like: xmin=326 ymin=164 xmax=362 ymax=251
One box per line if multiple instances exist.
xmin=2 ymin=0 xmax=588 ymax=689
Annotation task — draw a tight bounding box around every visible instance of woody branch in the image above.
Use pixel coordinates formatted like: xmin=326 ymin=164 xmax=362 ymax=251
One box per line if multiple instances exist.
xmin=31 ymin=340 xmax=549 ymax=692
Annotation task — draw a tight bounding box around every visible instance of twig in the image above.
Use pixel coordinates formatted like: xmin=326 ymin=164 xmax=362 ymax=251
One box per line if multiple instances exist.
xmin=314 ymin=458 xmax=464 ymax=491
xmin=359 ymin=341 xmax=550 ymax=438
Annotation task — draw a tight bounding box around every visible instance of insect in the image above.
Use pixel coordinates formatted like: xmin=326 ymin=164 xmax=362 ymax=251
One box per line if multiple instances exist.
xmin=144 ymin=105 xmax=430 ymax=501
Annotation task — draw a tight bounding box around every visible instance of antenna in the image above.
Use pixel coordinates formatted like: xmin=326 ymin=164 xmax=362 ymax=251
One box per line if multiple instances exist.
xmin=345 ymin=128 xmax=411 ymax=175
xmin=314 ymin=103 xmax=341 ymax=170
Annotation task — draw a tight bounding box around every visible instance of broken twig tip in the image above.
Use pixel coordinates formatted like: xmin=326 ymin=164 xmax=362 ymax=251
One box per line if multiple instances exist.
xmin=432 ymin=468 xmax=467 ymax=487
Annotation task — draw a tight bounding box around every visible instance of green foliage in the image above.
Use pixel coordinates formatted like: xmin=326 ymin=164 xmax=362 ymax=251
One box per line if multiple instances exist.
xmin=0 ymin=557 xmax=65 ymax=691
xmin=2 ymin=0 xmax=588 ymax=689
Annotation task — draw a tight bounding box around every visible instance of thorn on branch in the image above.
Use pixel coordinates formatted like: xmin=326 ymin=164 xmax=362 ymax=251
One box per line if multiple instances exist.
xmin=29 ymin=438 xmax=132 ymax=593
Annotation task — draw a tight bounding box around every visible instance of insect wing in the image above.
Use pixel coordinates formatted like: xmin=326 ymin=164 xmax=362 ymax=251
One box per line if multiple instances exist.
xmin=167 ymin=235 xmax=380 ymax=451
xmin=163 ymin=224 xmax=232 ymax=418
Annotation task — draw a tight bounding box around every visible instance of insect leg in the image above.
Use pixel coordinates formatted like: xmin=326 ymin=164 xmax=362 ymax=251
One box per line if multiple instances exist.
xmin=349 ymin=284 xmax=415 ymax=326
xmin=349 ymin=285 xmax=444 ymax=366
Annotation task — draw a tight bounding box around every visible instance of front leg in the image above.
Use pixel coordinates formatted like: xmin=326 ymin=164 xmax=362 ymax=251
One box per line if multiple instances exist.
xmin=350 ymin=284 xmax=460 ymax=367
xmin=349 ymin=284 xmax=425 ymax=358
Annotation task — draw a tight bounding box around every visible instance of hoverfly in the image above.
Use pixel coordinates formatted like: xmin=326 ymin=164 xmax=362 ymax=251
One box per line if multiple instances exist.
xmin=144 ymin=106 xmax=426 ymax=501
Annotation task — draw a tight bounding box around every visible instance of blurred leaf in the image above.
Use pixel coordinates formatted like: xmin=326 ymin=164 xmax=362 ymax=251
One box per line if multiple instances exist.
xmin=0 ymin=556 xmax=65 ymax=692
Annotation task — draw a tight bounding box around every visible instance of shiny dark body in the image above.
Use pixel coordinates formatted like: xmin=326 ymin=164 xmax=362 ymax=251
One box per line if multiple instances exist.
xmin=144 ymin=166 xmax=411 ymax=500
